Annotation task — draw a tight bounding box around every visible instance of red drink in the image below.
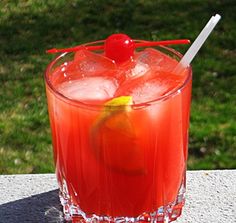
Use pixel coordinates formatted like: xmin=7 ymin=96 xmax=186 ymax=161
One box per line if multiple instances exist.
xmin=45 ymin=38 xmax=192 ymax=222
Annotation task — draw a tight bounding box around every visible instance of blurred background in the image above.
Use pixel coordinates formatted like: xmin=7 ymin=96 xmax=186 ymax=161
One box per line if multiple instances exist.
xmin=0 ymin=0 xmax=235 ymax=174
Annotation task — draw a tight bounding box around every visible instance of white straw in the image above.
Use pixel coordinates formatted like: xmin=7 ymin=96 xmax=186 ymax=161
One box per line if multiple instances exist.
xmin=174 ymin=14 xmax=221 ymax=73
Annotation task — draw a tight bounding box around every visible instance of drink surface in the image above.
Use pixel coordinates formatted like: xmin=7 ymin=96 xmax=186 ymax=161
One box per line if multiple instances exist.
xmin=45 ymin=46 xmax=192 ymax=218
xmin=52 ymin=48 xmax=187 ymax=104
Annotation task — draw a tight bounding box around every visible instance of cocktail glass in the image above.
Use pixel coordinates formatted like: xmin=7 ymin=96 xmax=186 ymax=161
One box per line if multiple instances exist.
xmin=44 ymin=40 xmax=192 ymax=222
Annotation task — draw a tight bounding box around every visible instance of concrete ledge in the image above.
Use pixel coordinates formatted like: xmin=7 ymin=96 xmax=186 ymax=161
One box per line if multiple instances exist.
xmin=0 ymin=170 xmax=235 ymax=223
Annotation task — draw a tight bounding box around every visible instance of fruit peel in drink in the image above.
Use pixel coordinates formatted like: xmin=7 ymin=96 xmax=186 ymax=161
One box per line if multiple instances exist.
xmin=90 ymin=96 xmax=146 ymax=175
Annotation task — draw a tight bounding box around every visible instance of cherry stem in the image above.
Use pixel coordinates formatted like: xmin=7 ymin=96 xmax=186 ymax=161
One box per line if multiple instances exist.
xmin=46 ymin=45 xmax=104 ymax=54
xmin=135 ymin=39 xmax=190 ymax=47
xmin=46 ymin=39 xmax=190 ymax=54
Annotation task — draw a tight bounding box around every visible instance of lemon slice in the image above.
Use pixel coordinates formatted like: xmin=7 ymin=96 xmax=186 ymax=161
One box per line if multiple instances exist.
xmin=90 ymin=96 xmax=145 ymax=175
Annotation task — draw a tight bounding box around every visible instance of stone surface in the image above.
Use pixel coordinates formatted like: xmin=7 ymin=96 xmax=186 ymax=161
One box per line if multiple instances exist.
xmin=0 ymin=170 xmax=235 ymax=223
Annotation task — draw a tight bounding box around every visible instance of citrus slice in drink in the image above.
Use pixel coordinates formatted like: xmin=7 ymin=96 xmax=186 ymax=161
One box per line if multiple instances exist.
xmin=90 ymin=96 xmax=145 ymax=175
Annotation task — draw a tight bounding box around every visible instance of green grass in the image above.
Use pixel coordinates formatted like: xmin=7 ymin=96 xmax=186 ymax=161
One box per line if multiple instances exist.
xmin=0 ymin=0 xmax=235 ymax=174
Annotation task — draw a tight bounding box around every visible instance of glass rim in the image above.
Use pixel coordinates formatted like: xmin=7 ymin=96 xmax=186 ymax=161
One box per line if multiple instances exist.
xmin=45 ymin=41 xmax=192 ymax=110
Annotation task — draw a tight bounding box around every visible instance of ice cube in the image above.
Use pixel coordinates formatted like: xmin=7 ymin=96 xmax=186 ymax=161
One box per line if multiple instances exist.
xmin=72 ymin=50 xmax=117 ymax=77
xmin=135 ymin=48 xmax=163 ymax=67
xmin=115 ymin=58 xmax=151 ymax=86
xmin=58 ymin=77 xmax=118 ymax=102
xmin=124 ymin=76 xmax=182 ymax=104
xmin=135 ymin=48 xmax=178 ymax=72
xmin=129 ymin=62 xmax=150 ymax=79
xmin=130 ymin=79 xmax=168 ymax=104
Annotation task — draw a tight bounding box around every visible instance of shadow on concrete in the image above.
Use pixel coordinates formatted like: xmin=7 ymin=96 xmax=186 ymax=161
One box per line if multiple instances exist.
xmin=0 ymin=189 xmax=65 ymax=223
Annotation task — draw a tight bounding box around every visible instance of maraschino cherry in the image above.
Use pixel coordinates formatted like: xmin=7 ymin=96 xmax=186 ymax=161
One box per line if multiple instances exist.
xmin=104 ymin=34 xmax=135 ymax=64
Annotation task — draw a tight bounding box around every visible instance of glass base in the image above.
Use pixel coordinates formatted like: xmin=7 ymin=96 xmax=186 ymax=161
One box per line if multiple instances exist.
xmin=59 ymin=180 xmax=185 ymax=223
